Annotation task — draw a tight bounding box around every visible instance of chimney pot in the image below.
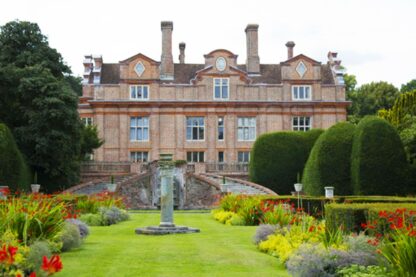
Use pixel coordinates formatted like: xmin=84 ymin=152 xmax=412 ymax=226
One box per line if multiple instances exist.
xmin=285 ymin=41 xmax=295 ymax=59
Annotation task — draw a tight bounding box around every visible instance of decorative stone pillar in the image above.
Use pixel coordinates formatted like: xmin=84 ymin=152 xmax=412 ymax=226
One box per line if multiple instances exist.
xmin=159 ymin=154 xmax=175 ymax=227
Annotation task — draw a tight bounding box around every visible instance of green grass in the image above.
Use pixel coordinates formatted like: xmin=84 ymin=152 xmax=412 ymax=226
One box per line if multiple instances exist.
xmin=56 ymin=213 xmax=288 ymax=277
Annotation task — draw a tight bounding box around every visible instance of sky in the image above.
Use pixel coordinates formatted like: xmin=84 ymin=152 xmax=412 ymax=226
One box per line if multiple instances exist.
xmin=1 ymin=0 xmax=415 ymax=87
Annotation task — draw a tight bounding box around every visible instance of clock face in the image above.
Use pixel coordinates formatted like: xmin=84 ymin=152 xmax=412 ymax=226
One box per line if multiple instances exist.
xmin=216 ymin=57 xmax=226 ymax=71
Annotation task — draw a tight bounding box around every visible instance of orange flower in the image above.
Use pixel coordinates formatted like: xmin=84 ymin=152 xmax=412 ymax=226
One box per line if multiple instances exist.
xmin=42 ymin=255 xmax=63 ymax=274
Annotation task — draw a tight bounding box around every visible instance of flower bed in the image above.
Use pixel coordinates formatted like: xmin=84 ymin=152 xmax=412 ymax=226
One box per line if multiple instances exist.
xmin=213 ymin=194 xmax=416 ymax=276
xmin=0 ymin=190 xmax=129 ymax=276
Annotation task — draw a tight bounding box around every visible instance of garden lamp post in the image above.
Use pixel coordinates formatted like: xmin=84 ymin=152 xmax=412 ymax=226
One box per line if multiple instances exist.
xmin=294 ymin=183 xmax=303 ymax=210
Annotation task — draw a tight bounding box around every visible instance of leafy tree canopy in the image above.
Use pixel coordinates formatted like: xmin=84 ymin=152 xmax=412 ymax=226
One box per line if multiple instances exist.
xmin=401 ymin=79 xmax=416 ymax=93
xmin=0 ymin=20 xmax=99 ymax=190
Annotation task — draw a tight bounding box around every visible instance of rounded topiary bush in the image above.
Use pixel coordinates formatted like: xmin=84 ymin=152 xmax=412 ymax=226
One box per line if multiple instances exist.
xmin=351 ymin=116 xmax=409 ymax=195
xmin=60 ymin=221 xmax=82 ymax=252
xmin=0 ymin=123 xmax=31 ymax=190
xmin=303 ymin=122 xmax=356 ymax=196
xmin=249 ymin=129 xmax=323 ymax=194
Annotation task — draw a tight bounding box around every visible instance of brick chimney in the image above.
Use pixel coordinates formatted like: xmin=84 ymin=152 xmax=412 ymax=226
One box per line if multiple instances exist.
xmin=245 ymin=24 xmax=260 ymax=74
xmin=179 ymin=42 xmax=186 ymax=64
xmin=285 ymin=41 xmax=295 ymax=59
xmin=160 ymin=21 xmax=174 ymax=80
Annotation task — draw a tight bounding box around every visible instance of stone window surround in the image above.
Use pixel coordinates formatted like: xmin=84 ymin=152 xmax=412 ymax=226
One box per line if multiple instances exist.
xmin=130 ymin=151 xmax=149 ymax=162
xmin=292 ymin=85 xmax=312 ymax=101
xmin=186 ymin=151 xmax=205 ymax=163
xmin=130 ymin=116 xmax=150 ymax=141
xmin=186 ymin=116 xmax=205 ymax=141
xmin=237 ymin=117 xmax=256 ymax=141
xmin=130 ymin=85 xmax=150 ymax=100
xmin=292 ymin=116 xmax=312 ymax=131
xmin=213 ymin=78 xmax=229 ymax=100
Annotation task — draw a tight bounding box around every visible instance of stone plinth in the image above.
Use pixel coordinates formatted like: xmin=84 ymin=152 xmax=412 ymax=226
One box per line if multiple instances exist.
xmin=135 ymin=225 xmax=200 ymax=235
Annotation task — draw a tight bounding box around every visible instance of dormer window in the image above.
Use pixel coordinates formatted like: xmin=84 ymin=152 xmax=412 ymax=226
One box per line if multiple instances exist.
xmin=213 ymin=78 xmax=229 ymax=100
xmin=292 ymin=85 xmax=312 ymax=101
xmin=130 ymin=85 xmax=149 ymax=100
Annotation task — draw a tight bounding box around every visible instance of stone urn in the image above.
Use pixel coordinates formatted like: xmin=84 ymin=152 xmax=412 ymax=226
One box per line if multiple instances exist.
xmin=31 ymin=184 xmax=41 ymax=193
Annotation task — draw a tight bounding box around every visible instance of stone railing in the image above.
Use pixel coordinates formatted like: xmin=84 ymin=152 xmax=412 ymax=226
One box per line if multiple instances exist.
xmin=80 ymin=161 xmax=132 ymax=173
xmin=205 ymin=162 xmax=249 ymax=173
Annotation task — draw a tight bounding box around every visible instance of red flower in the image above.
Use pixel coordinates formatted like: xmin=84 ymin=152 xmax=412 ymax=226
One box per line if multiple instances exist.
xmin=379 ymin=210 xmax=388 ymax=218
xmin=42 ymin=255 xmax=63 ymax=274
xmin=0 ymin=244 xmax=18 ymax=264
xmin=308 ymin=226 xmax=315 ymax=232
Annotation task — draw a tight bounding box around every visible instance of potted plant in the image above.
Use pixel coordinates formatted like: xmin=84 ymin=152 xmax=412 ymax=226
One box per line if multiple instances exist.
xmin=31 ymin=171 xmax=41 ymax=193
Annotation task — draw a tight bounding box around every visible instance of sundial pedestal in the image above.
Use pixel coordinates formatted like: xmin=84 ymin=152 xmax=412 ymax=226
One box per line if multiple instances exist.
xmin=135 ymin=154 xmax=200 ymax=235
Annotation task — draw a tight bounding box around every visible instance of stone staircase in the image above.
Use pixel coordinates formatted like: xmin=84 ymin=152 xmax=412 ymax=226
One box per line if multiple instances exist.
xmin=200 ymin=173 xmax=277 ymax=195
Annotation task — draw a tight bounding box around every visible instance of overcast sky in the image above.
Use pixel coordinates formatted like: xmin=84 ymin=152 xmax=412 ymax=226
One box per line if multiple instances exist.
xmin=1 ymin=0 xmax=415 ymax=87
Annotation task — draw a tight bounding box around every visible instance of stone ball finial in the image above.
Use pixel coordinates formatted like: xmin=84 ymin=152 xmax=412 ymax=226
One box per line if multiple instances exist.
xmin=285 ymin=41 xmax=295 ymax=48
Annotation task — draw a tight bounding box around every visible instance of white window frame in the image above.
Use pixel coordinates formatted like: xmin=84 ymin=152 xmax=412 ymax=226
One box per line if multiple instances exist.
xmin=186 ymin=151 xmax=205 ymax=163
xmin=218 ymin=116 xmax=225 ymax=141
xmin=130 ymin=117 xmax=150 ymax=141
xmin=292 ymin=116 xmax=312 ymax=131
xmin=130 ymin=151 xmax=149 ymax=162
xmin=292 ymin=85 xmax=312 ymax=101
xmin=237 ymin=117 xmax=256 ymax=141
xmin=186 ymin=117 xmax=205 ymax=141
xmin=237 ymin=151 xmax=250 ymax=164
xmin=213 ymin=78 xmax=229 ymax=100
xmin=82 ymin=117 xmax=93 ymax=126
xmin=130 ymin=85 xmax=150 ymax=100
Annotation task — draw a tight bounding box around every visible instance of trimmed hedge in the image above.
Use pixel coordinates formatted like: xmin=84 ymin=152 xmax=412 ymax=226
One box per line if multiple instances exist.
xmin=0 ymin=123 xmax=31 ymax=190
xmin=303 ymin=122 xmax=356 ymax=196
xmin=249 ymin=129 xmax=323 ymax=194
xmin=351 ymin=116 xmax=409 ymax=195
xmin=325 ymin=203 xmax=416 ymax=234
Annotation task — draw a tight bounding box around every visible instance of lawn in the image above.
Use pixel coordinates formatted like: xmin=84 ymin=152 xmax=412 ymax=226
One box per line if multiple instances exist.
xmin=56 ymin=212 xmax=288 ymax=277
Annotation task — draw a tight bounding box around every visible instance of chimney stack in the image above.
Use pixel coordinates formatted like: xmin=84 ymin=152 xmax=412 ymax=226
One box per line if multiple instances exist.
xmin=160 ymin=21 xmax=174 ymax=80
xmin=179 ymin=42 xmax=186 ymax=64
xmin=285 ymin=41 xmax=295 ymax=59
xmin=245 ymin=24 xmax=260 ymax=74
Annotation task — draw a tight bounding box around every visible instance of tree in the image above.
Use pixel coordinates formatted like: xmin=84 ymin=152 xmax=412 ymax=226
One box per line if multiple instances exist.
xmin=351 ymin=116 xmax=409 ymax=195
xmin=303 ymin=122 xmax=356 ymax=196
xmin=401 ymin=79 xmax=416 ymax=93
xmin=80 ymin=125 xmax=104 ymax=160
xmin=0 ymin=21 xmax=98 ymax=190
xmin=347 ymin=81 xmax=400 ymax=122
xmin=249 ymin=129 xmax=323 ymax=194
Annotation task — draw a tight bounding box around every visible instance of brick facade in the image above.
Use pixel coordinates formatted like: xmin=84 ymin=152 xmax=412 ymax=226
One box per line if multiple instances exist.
xmin=79 ymin=22 xmax=349 ymax=163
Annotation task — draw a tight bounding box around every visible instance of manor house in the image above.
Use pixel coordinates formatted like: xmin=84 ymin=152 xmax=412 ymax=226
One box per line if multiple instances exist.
xmin=79 ymin=21 xmax=348 ymax=165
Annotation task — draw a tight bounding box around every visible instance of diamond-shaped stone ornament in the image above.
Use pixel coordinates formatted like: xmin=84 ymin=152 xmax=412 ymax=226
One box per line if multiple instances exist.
xmin=135 ymin=62 xmax=145 ymax=77
xmin=296 ymin=61 xmax=307 ymax=78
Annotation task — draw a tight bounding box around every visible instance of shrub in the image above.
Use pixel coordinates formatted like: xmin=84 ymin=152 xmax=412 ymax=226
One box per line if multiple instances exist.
xmin=226 ymin=213 xmax=245 ymax=226
xmin=253 ymin=224 xmax=280 ymax=245
xmin=99 ymin=206 xmax=129 ymax=226
xmin=351 ymin=116 xmax=409 ymax=195
xmin=60 ymin=221 xmax=82 ymax=252
xmin=303 ymin=122 xmax=356 ymax=196
xmin=78 ymin=213 xmax=103 ymax=226
xmin=0 ymin=123 xmax=31 ymax=191
xmin=65 ymin=218 xmax=90 ymax=239
xmin=26 ymin=240 xmax=52 ymax=272
xmin=249 ymin=129 xmax=323 ymax=194
xmin=337 ymin=265 xmax=395 ymax=277
xmin=325 ymin=203 xmax=416 ymax=234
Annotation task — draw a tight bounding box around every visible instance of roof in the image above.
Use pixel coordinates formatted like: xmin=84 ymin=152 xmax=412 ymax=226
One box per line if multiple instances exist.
xmin=96 ymin=62 xmax=334 ymax=85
